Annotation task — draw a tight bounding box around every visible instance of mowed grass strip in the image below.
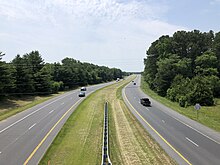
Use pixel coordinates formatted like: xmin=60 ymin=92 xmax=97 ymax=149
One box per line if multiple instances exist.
xmin=40 ymin=77 xmax=175 ymax=165
xmin=141 ymin=77 xmax=220 ymax=132
xmin=108 ymin=80 xmax=176 ymax=165
xmin=0 ymin=94 xmax=63 ymax=121
xmin=39 ymin=89 xmax=106 ymax=165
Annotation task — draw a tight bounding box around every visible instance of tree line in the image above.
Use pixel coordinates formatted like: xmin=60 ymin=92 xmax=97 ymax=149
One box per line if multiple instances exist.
xmin=0 ymin=51 xmax=125 ymax=99
xmin=143 ymin=30 xmax=220 ymax=107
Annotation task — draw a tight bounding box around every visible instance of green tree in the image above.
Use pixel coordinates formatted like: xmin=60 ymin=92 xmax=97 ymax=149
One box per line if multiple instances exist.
xmin=0 ymin=52 xmax=16 ymax=97
xmin=195 ymin=51 xmax=218 ymax=76
xmin=34 ymin=66 xmax=52 ymax=94
xmin=188 ymin=76 xmax=214 ymax=106
xmin=154 ymin=54 xmax=180 ymax=96
xmin=12 ymin=55 xmax=35 ymax=93
xmin=167 ymin=75 xmax=190 ymax=103
xmin=22 ymin=51 xmax=45 ymax=93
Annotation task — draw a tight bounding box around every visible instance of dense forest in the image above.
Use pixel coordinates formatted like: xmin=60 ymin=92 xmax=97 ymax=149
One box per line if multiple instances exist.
xmin=0 ymin=51 xmax=124 ymax=99
xmin=143 ymin=30 xmax=220 ymax=107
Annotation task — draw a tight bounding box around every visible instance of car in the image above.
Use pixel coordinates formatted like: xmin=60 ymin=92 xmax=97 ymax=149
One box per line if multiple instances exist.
xmin=81 ymin=87 xmax=87 ymax=91
xmin=133 ymin=82 xmax=136 ymax=85
xmin=140 ymin=98 xmax=151 ymax=106
xmin=78 ymin=91 xmax=86 ymax=97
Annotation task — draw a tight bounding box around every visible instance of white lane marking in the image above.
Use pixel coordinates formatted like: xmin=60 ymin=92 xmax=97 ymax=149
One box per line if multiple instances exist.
xmin=28 ymin=123 xmax=36 ymax=130
xmin=139 ymin=88 xmax=220 ymax=145
xmin=0 ymin=151 xmax=2 ymax=154
xmin=0 ymin=91 xmax=74 ymax=134
xmin=49 ymin=110 xmax=54 ymax=114
xmin=186 ymin=137 xmax=199 ymax=147
xmin=169 ymin=114 xmax=220 ymax=145
xmin=145 ymin=107 xmax=150 ymax=111
xmin=162 ymin=120 xmax=165 ymax=123
xmin=61 ymin=102 xmax=64 ymax=105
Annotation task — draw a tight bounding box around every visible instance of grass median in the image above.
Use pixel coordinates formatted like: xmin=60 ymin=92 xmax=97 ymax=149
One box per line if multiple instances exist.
xmin=40 ymin=77 xmax=175 ymax=165
xmin=141 ymin=77 xmax=220 ymax=132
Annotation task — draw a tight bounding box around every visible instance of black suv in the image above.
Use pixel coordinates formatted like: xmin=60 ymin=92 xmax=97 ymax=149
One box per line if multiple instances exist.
xmin=140 ymin=98 xmax=151 ymax=106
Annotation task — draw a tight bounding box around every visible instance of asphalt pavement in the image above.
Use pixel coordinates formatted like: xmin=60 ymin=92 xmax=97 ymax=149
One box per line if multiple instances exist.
xmin=0 ymin=82 xmax=113 ymax=165
xmin=123 ymin=75 xmax=220 ymax=165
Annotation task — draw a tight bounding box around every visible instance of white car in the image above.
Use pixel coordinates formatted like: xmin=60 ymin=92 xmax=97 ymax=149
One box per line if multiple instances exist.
xmin=78 ymin=91 xmax=86 ymax=97
xmin=81 ymin=87 xmax=87 ymax=91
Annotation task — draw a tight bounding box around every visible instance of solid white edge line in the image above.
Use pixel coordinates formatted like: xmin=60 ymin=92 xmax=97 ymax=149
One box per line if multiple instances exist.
xmin=0 ymin=92 xmax=74 ymax=134
xmin=168 ymin=114 xmax=220 ymax=145
xmin=123 ymin=83 xmax=192 ymax=165
xmin=186 ymin=137 xmax=199 ymax=147
xmin=137 ymin=83 xmax=220 ymax=145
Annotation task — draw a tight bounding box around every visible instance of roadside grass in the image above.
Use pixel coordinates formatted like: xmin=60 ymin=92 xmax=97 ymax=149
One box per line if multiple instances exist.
xmin=108 ymin=104 xmax=123 ymax=164
xmin=40 ymin=76 xmax=175 ymax=165
xmin=141 ymin=78 xmax=220 ymax=132
xmin=0 ymin=93 xmax=64 ymax=121
xmin=39 ymin=87 xmax=107 ymax=165
xmin=109 ymin=80 xmax=176 ymax=164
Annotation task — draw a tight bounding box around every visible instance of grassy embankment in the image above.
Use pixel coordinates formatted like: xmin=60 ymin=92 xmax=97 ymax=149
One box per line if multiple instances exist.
xmin=141 ymin=78 xmax=220 ymax=132
xmin=0 ymin=93 xmax=64 ymax=121
xmin=40 ymin=77 xmax=176 ymax=165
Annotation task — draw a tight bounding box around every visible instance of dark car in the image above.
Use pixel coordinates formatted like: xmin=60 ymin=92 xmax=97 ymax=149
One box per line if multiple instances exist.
xmin=140 ymin=98 xmax=151 ymax=106
xmin=78 ymin=91 xmax=86 ymax=97
xmin=81 ymin=87 xmax=87 ymax=91
xmin=133 ymin=82 xmax=136 ymax=85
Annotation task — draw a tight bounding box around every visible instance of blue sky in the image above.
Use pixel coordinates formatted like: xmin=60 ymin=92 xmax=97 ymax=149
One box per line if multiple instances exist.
xmin=0 ymin=0 xmax=219 ymax=71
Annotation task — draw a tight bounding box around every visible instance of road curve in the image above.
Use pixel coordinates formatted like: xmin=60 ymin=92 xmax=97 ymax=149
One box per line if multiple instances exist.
xmin=123 ymin=75 xmax=220 ymax=165
xmin=0 ymin=82 xmax=114 ymax=165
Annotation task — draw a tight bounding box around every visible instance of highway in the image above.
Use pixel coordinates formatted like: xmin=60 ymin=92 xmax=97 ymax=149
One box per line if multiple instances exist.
xmin=0 ymin=82 xmax=113 ymax=165
xmin=123 ymin=75 xmax=220 ymax=165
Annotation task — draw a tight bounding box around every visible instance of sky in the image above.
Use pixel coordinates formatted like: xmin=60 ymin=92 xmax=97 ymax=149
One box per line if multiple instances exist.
xmin=0 ymin=0 xmax=219 ymax=72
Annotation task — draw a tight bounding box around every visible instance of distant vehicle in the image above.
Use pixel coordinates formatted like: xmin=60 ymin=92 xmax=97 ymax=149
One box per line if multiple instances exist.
xmin=116 ymin=78 xmax=120 ymax=82
xmin=132 ymin=80 xmax=134 ymax=82
xmin=133 ymin=82 xmax=136 ymax=85
xmin=81 ymin=87 xmax=87 ymax=91
xmin=78 ymin=91 xmax=86 ymax=97
xmin=140 ymin=98 xmax=151 ymax=106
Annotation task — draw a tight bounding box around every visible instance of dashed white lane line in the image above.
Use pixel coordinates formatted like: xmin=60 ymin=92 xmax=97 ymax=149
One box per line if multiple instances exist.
xmin=186 ymin=137 xmax=199 ymax=147
xmin=28 ymin=123 xmax=36 ymax=130
xmin=61 ymin=102 xmax=64 ymax=105
xmin=0 ymin=92 xmax=74 ymax=134
xmin=162 ymin=120 xmax=165 ymax=123
xmin=168 ymin=113 xmax=220 ymax=145
xmin=145 ymin=107 xmax=150 ymax=111
xmin=49 ymin=110 xmax=54 ymax=114
xmin=0 ymin=151 xmax=2 ymax=154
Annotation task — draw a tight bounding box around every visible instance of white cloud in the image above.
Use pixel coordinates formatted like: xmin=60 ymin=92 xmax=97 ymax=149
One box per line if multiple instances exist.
xmin=0 ymin=0 xmax=187 ymax=71
xmin=211 ymin=0 xmax=220 ymax=4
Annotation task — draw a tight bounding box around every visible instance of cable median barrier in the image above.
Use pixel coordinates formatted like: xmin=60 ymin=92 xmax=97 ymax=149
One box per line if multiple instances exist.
xmin=101 ymin=102 xmax=112 ymax=165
